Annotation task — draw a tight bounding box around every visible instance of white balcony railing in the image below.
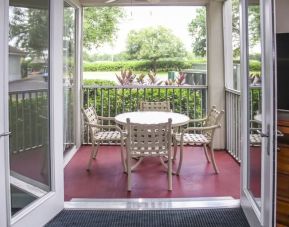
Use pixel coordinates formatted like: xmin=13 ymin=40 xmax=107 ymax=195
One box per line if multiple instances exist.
xmin=225 ymin=85 xmax=262 ymax=162
xmin=82 ymin=85 xmax=208 ymax=144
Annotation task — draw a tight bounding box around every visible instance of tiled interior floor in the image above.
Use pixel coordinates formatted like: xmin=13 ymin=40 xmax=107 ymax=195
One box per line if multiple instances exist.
xmin=64 ymin=145 xmax=241 ymax=200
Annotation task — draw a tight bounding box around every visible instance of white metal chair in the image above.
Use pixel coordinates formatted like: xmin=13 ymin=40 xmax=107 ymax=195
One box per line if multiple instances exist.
xmin=173 ymin=106 xmax=224 ymax=174
xmin=82 ymin=107 xmax=126 ymax=172
xmin=249 ymin=120 xmax=262 ymax=146
xmin=125 ymin=118 xmax=173 ymax=191
xmin=139 ymin=100 xmax=171 ymax=112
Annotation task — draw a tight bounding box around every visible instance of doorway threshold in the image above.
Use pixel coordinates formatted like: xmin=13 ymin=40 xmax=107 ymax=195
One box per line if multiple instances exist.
xmin=64 ymin=197 xmax=240 ymax=210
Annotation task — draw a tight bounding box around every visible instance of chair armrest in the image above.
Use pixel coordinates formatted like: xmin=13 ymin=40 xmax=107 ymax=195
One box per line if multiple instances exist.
xmin=97 ymin=116 xmax=115 ymax=121
xmin=182 ymin=124 xmax=221 ymax=133
xmin=188 ymin=117 xmax=207 ymax=123
xmin=88 ymin=123 xmax=124 ymax=135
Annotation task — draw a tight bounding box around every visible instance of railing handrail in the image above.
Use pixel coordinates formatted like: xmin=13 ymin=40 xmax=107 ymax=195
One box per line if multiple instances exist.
xmin=82 ymin=84 xmax=208 ymax=89
xmin=9 ymin=88 xmax=48 ymax=95
xmin=225 ymin=87 xmax=241 ymax=96
xmin=249 ymin=85 xmax=262 ymax=89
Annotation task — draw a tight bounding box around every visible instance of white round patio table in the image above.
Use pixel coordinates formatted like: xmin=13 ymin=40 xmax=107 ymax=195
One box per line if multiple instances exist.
xmin=115 ymin=111 xmax=190 ymax=127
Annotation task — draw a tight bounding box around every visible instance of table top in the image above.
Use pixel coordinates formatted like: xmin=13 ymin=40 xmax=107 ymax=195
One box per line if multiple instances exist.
xmin=115 ymin=111 xmax=190 ymax=127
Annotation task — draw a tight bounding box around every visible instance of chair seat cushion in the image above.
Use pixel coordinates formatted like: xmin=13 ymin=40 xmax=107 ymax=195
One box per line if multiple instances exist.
xmin=93 ymin=131 xmax=124 ymax=141
xmin=174 ymin=133 xmax=209 ymax=145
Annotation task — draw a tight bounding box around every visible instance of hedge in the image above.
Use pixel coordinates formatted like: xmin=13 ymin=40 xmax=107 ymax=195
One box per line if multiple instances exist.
xmin=84 ymin=59 xmax=261 ymax=73
xmin=9 ymin=95 xmax=48 ymax=153
xmin=233 ymin=60 xmax=261 ymax=72
xmin=83 ymin=79 xmax=116 ymax=86
xmin=83 ymin=59 xmax=207 ymax=72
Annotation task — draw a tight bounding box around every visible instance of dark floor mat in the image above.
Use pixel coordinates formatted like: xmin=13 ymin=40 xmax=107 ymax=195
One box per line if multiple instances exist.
xmin=46 ymin=208 xmax=250 ymax=227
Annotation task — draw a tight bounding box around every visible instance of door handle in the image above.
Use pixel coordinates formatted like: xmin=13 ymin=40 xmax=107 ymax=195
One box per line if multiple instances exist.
xmin=0 ymin=132 xmax=11 ymax=137
xmin=260 ymin=132 xmax=269 ymax=137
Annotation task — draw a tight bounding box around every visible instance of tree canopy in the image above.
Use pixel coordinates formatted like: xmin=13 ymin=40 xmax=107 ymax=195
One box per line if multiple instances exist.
xmin=188 ymin=2 xmax=260 ymax=58
xmin=126 ymin=26 xmax=186 ymax=71
xmin=188 ymin=7 xmax=207 ymax=57
xmin=9 ymin=6 xmax=124 ymax=60
xmin=83 ymin=7 xmax=124 ymax=50
xmin=9 ymin=7 xmax=49 ymax=60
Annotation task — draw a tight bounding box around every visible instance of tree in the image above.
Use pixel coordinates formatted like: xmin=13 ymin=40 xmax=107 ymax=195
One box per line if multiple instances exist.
xmin=126 ymin=26 xmax=186 ymax=72
xmin=188 ymin=8 xmax=207 ymax=57
xmin=232 ymin=0 xmax=260 ymax=57
xmin=188 ymin=2 xmax=260 ymax=58
xmin=9 ymin=7 xmax=49 ymax=60
xmin=9 ymin=6 xmax=124 ymax=61
xmin=83 ymin=7 xmax=124 ymax=50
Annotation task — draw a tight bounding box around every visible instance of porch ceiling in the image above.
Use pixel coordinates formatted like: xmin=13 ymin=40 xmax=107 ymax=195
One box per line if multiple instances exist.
xmin=80 ymin=0 xmax=212 ymax=7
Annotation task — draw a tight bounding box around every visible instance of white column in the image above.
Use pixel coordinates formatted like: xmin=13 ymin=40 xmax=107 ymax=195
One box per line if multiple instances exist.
xmin=223 ymin=0 xmax=234 ymax=89
xmin=207 ymin=0 xmax=226 ymax=149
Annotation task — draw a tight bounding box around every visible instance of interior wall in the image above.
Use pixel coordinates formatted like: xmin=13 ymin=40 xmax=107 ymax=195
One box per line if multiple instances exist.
xmin=275 ymin=0 xmax=289 ymax=33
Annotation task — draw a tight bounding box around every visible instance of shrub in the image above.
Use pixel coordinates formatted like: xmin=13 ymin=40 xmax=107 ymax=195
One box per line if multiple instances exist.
xmin=83 ymin=79 xmax=116 ymax=86
xmin=83 ymin=59 xmax=207 ymax=72
xmin=233 ymin=59 xmax=261 ymax=72
xmin=83 ymin=87 xmax=206 ymax=120
xmin=249 ymin=60 xmax=261 ymax=72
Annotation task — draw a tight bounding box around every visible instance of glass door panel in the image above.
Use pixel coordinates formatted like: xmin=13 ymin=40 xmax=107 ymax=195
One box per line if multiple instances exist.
xmin=247 ymin=0 xmax=262 ymax=209
xmin=8 ymin=0 xmax=51 ymax=216
xmin=63 ymin=2 xmax=76 ymax=153
xmin=240 ymin=0 xmax=276 ymax=226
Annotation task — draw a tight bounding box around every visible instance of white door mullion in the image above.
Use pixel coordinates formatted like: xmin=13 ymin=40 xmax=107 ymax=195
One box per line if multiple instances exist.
xmin=0 ymin=0 xmax=11 ymax=226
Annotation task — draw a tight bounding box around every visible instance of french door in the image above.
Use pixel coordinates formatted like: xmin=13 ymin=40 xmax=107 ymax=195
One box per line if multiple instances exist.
xmin=0 ymin=0 xmax=64 ymax=226
xmin=240 ymin=0 xmax=276 ymax=226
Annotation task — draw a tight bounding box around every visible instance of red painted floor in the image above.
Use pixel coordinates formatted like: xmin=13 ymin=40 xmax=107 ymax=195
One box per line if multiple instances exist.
xmin=64 ymin=146 xmax=240 ymax=200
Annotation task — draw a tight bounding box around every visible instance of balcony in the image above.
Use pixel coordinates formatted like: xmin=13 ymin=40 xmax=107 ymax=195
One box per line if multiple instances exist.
xmin=8 ymin=83 xmax=261 ymax=200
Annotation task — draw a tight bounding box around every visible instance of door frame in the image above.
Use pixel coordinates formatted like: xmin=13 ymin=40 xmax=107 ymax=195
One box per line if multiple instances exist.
xmin=0 ymin=0 xmax=10 ymax=226
xmin=0 ymin=0 xmax=65 ymax=226
xmin=63 ymin=0 xmax=83 ymax=166
xmin=240 ymin=0 xmax=276 ymax=226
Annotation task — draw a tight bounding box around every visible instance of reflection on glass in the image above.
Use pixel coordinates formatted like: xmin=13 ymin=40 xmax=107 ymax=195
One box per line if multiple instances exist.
xmin=63 ymin=2 xmax=76 ymax=152
xmin=8 ymin=0 xmax=50 ymax=216
xmin=247 ymin=0 xmax=262 ymax=209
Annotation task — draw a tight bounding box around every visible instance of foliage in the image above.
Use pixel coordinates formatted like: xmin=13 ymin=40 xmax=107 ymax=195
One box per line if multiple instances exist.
xmin=232 ymin=0 xmax=261 ymax=57
xmin=9 ymin=6 xmax=49 ymax=60
xmin=115 ymin=69 xmax=136 ymax=85
xmin=83 ymin=79 xmax=116 ymax=86
xmin=83 ymin=59 xmax=207 ymax=72
xmin=83 ymin=87 xmax=207 ymax=121
xmin=146 ymin=71 xmax=160 ymax=85
xmin=21 ymin=61 xmax=28 ymax=78
xmin=83 ymin=50 xmax=129 ymax=62
xmin=248 ymin=5 xmax=261 ymax=49
xmin=63 ymin=6 xmax=76 ymax=78
xmin=232 ymin=59 xmax=261 ymax=72
xmin=188 ymin=2 xmax=261 ymax=58
xmin=83 ymin=7 xmax=125 ymax=50
xmin=232 ymin=0 xmax=241 ymax=57
xmin=248 ymin=60 xmax=261 ymax=72
xmin=9 ymin=95 xmax=48 ymax=153
xmin=188 ymin=7 xmax=207 ymax=57
xmin=114 ymin=70 xmax=163 ymax=85
xmin=27 ymin=62 xmax=46 ymax=72
xmin=165 ymin=72 xmax=185 ymax=86
xmin=126 ymin=26 xmax=186 ymax=71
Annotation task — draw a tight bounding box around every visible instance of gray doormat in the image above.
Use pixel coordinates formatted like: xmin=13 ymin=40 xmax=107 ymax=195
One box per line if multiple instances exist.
xmin=46 ymin=208 xmax=250 ymax=227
